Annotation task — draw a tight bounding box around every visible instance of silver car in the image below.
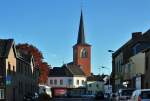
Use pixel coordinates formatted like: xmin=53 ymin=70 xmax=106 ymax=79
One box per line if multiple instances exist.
xmin=130 ymin=89 xmax=150 ymax=101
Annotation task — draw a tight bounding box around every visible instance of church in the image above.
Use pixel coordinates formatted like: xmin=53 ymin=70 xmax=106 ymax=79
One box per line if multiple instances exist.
xmin=73 ymin=11 xmax=91 ymax=76
xmin=48 ymin=11 xmax=92 ymax=97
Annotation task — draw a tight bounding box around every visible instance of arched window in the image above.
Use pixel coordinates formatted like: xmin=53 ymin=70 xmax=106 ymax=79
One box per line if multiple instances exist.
xmin=80 ymin=48 xmax=88 ymax=58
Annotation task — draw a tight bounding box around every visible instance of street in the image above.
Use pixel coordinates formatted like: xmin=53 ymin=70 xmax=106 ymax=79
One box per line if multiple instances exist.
xmin=50 ymin=98 xmax=108 ymax=101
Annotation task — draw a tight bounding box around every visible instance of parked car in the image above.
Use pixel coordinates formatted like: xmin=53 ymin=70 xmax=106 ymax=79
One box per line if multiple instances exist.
xmin=24 ymin=92 xmax=39 ymax=101
xmin=110 ymin=92 xmax=118 ymax=101
xmin=95 ymin=91 xmax=105 ymax=100
xmin=23 ymin=93 xmax=33 ymax=101
xmin=81 ymin=94 xmax=95 ymax=98
xmin=39 ymin=84 xmax=52 ymax=98
xmin=117 ymin=88 xmax=134 ymax=101
xmin=130 ymin=89 xmax=150 ymax=101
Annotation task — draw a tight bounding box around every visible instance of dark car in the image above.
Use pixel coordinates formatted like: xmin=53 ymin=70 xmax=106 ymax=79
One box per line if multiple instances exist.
xmin=95 ymin=91 xmax=105 ymax=100
xmin=24 ymin=93 xmax=38 ymax=101
xmin=117 ymin=88 xmax=134 ymax=101
xmin=23 ymin=94 xmax=33 ymax=101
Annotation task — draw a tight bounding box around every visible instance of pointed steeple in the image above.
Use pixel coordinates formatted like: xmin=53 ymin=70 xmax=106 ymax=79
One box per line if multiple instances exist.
xmin=77 ymin=11 xmax=86 ymax=44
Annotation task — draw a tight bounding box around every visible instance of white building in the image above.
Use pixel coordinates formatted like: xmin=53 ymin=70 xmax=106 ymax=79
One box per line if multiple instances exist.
xmin=86 ymin=75 xmax=105 ymax=95
xmin=47 ymin=63 xmax=86 ymax=97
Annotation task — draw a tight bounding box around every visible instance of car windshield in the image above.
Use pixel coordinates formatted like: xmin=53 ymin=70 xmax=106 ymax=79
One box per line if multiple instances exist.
xmin=121 ymin=89 xmax=134 ymax=96
xmin=140 ymin=91 xmax=150 ymax=99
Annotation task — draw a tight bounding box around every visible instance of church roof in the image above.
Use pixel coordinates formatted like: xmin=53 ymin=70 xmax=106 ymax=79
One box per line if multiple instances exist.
xmin=49 ymin=63 xmax=85 ymax=77
xmin=77 ymin=11 xmax=85 ymax=45
xmin=75 ymin=11 xmax=90 ymax=46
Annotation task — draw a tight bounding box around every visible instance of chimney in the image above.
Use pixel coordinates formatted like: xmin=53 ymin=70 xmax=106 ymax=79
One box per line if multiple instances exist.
xmin=132 ymin=32 xmax=142 ymax=40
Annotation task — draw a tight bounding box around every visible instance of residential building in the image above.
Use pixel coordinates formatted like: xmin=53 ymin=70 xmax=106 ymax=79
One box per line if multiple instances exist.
xmin=86 ymin=75 xmax=104 ymax=95
xmin=16 ymin=50 xmax=39 ymax=101
xmin=143 ymin=48 xmax=150 ymax=89
xmin=0 ymin=39 xmax=39 ymax=101
xmin=48 ymin=64 xmax=86 ymax=97
xmin=112 ymin=30 xmax=150 ymax=92
xmin=123 ymin=52 xmax=145 ymax=89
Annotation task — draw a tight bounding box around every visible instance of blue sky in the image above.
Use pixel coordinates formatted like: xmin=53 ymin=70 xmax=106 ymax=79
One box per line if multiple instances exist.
xmin=1 ymin=0 xmax=150 ymax=75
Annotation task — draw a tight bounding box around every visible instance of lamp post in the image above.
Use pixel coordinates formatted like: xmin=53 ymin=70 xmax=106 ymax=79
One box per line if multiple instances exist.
xmin=108 ymin=50 xmax=114 ymax=94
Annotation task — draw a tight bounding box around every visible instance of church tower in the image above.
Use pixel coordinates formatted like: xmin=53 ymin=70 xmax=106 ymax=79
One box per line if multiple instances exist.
xmin=73 ymin=11 xmax=91 ymax=76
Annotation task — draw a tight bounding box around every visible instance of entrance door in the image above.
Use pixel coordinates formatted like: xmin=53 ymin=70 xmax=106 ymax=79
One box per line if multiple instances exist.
xmin=13 ymin=88 xmax=15 ymax=101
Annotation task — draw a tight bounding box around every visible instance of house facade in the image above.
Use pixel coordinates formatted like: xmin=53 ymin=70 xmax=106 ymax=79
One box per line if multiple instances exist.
xmin=112 ymin=30 xmax=150 ymax=92
xmin=86 ymin=75 xmax=104 ymax=95
xmin=123 ymin=52 xmax=145 ymax=89
xmin=0 ymin=39 xmax=39 ymax=101
xmin=47 ymin=64 xmax=86 ymax=97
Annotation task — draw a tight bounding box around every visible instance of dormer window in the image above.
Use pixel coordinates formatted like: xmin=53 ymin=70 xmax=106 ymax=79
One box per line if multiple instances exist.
xmin=80 ymin=48 xmax=88 ymax=58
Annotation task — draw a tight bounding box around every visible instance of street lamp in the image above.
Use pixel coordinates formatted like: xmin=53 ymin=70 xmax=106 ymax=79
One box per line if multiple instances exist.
xmin=108 ymin=50 xmax=114 ymax=53
xmin=99 ymin=66 xmax=111 ymax=95
xmin=108 ymin=50 xmax=114 ymax=94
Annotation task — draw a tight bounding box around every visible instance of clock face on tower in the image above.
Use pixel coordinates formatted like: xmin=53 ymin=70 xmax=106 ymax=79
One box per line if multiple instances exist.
xmin=80 ymin=48 xmax=88 ymax=58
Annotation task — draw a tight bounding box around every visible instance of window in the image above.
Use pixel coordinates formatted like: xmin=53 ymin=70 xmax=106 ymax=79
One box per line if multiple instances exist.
xmin=82 ymin=80 xmax=84 ymax=85
xmin=0 ymin=89 xmax=4 ymax=99
xmin=96 ymin=84 xmax=99 ymax=88
xmin=146 ymin=56 xmax=149 ymax=71
xmin=128 ymin=64 xmax=131 ymax=72
xmin=80 ymin=48 xmax=88 ymax=58
xmin=54 ymin=80 xmax=57 ymax=85
xmin=50 ymin=80 xmax=53 ymax=85
xmin=7 ymin=62 xmax=11 ymax=74
xmin=132 ymin=43 xmax=141 ymax=55
xmin=77 ymin=80 xmax=79 ymax=85
xmin=68 ymin=79 xmax=72 ymax=85
xmin=89 ymin=84 xmax=92 ymax=87
xmin=13 ymin=66 xmax=15 ymax=75
xmin=60 ymin=79 xmax=63 ymax=85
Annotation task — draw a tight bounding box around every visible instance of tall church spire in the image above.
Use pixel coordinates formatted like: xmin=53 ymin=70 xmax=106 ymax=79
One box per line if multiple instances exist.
xmin=77 ymin=11 xmax=85 ymax=44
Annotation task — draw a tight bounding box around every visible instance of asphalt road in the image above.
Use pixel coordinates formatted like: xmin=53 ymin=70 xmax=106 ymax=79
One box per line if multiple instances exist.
xmin=50 ymin=98 xmax=108 ymax=101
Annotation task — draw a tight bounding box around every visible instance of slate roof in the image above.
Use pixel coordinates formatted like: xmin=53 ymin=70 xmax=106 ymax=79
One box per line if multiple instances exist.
xmin=67 ymin=63 xmax=85 ymax=76
xmin=75 ymin=11 xmax=90 ymax=46
xmin=49 ymin=63 xmax=85 ymax=77
xmin=0 ymin=39 xmax=32 ymax=64
xmin=113 ymin=29 xmax=150 ymax=57
xmin=87 ymin=75 xmax=105 ymax=81
xmin=0 ymin=39 xmax=14 ymax=57
xmin=17 ymin=49 xmax=32 ymax=63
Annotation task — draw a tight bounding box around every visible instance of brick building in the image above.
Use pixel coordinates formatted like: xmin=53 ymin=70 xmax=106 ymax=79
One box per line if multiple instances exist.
xmin=73 ymin=11 xmax=91 ymax=76
xmin=112 ymin=30 xmax=150 ymax=92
